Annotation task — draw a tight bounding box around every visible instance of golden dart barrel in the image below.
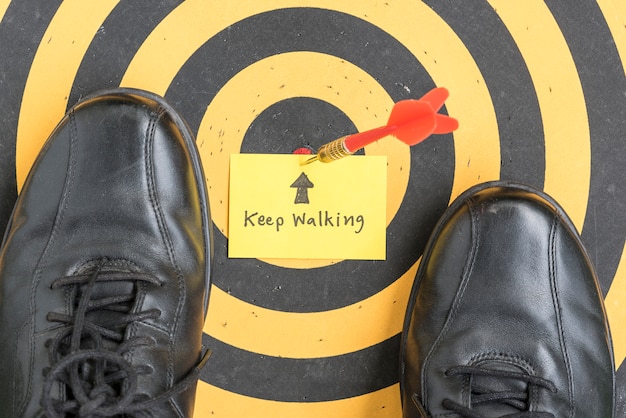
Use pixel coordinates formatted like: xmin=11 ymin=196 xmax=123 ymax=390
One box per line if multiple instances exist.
xmin=316 ymin=136 xmax=353 ymax=162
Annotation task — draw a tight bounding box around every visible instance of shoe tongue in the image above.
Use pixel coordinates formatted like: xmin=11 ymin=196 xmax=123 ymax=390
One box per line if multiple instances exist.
xmin=77 ymin=275 xmax=137 ymax=349
xmin=88 ymin=280 xmax=135 ymax=300
xmin=471 ymin=361 xmax=529 ymax=416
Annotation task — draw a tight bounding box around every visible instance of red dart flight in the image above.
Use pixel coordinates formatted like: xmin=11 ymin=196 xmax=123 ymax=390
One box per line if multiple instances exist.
xmin=305 ymin=87 xmax=458 ymax=164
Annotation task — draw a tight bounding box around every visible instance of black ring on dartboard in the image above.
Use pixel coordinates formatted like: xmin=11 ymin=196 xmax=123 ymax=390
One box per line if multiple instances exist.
xmin=165 ymin=7 xmax=453 ymax=312
xmin=67 ymin=0 xmax=184 ymax=106
xmin=201 ymin=333 xmax=400 ymax=401
xmin=163 ymin=7 xmax=544 ymax=312
xmin=0 ymin=0 xmax=68 ymax=234
xmin=424 ymin=0 xmax=546 ymax=188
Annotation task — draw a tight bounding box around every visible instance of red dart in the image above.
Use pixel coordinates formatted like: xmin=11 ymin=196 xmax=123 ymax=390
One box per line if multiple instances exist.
xmin=304 ymin=87 xmax=458 ymax=164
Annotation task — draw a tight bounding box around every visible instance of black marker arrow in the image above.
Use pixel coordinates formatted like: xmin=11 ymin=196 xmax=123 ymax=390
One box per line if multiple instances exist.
xmin=291 ymin=172 xmax=314 ymax=204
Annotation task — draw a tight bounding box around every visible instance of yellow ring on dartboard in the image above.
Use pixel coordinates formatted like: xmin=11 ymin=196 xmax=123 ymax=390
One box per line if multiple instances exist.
xmin=203 ymin=260 xmax=418 ymax=358
xmin=197 ymin=51 xmax=408 ymax=269
xmin=360 ymin=0 xmax=501 ymax=200
xmin=490 ymin=0 xmax=590 ymax=231
xmin=15 ymin=0 xmax=119 ymax=190
xmin=183 ymin=3 xmax=497 ymax=363
xmin=195 ymin=382 xmax=401 ymax=417
xmin=120 ymin=0 xmax=500 ymax=203
xmin=597 ymin=0 xmax=626 ymax=371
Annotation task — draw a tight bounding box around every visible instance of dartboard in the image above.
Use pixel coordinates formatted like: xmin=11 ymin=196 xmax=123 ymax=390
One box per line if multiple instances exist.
xmin=0 ymin=1 xmax=624 ymax=416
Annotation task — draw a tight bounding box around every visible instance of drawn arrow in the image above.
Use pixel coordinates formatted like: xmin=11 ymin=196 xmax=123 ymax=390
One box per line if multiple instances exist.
xmin=303 ymin=87 xmax=458 ymax=164
xmin=291 ymin=172 xmax=314 ymax=204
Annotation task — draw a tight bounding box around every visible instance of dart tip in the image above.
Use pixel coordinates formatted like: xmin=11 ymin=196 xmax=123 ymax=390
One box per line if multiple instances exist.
xmin=301 ymin=155 xmax=319 ymax=165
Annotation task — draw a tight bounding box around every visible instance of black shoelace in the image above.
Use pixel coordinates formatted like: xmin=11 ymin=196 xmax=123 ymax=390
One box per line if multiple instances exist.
xmin=439 ymin=365 xmax=557 ymax=418
xmin=41 ymin=260 xmax=210 ymax=417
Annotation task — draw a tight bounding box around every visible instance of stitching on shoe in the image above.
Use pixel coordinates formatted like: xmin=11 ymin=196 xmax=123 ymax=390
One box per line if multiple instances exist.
xmin=12 ymin=319 xmax=31 ymax=415
xmin=469 ymin=351 xmax=536 ymax=375
xmin=144 ymin=106 xmax=187 ymax=392
xmin=421 ymin=196 xmax=481 ymax=410
xmin=74 ymin=257 xmax=141 ymax=275
xmin=548 ymin=215 xmax=575 ymax=418
xmin=20 ymin=109 xmax=79 ymax=415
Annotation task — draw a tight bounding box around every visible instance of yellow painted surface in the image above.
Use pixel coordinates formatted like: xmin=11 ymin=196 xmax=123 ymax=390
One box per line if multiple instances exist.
xmin=490 ymin=0 xmax=590 ymax=231
xmin=16 ymin=0 xmax=119 ymax=189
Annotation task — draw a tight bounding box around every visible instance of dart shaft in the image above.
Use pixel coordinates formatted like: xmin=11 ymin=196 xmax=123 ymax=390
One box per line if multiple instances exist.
xmin=302 ymin=87 xmax=458 ymax=166
xmin=343 ymin=125 xmax=395 ymax=152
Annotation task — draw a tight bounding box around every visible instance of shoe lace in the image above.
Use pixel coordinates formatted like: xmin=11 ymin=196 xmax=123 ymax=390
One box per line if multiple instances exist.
xmin=440 ymin=365 xmax=557 ymax=418
xmin=41 ymin=259 xmax=210 ymax=417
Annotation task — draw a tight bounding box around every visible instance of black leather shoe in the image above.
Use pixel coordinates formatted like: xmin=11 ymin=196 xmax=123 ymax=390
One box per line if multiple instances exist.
xmin=400 ymin=181 xmax=614 ymax=417
xmin=0 ymin=88 xmax=212 ymax=417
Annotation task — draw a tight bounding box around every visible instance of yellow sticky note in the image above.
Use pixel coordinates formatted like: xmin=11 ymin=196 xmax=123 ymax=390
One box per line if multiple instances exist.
xmin=228 ymin=154 xmax=387 ymax=260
